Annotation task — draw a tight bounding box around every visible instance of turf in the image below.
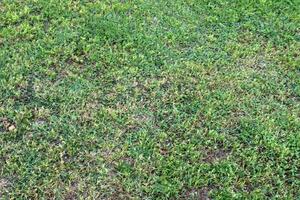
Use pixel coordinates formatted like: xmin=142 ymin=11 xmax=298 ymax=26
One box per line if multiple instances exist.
xmin=0 ymin=0 xmax=299 ymax=199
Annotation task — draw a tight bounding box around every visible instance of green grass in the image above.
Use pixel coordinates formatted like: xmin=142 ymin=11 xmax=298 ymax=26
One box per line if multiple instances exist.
xmin=0 ymin=0 xmax=299 ymax=199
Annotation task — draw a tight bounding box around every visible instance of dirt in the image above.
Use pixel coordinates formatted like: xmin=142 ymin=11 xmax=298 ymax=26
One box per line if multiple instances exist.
xmin=203 ymin=148 xmax=231 ymax=163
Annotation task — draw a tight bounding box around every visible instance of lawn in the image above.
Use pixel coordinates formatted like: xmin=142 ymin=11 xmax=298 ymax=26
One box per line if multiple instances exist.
xmin=0 ymin=0 xmax=299 ymax=199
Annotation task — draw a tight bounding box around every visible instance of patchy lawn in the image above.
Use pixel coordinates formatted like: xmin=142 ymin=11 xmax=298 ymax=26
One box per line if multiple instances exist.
xmin=0 ymin=0 xmax=299 ymax=199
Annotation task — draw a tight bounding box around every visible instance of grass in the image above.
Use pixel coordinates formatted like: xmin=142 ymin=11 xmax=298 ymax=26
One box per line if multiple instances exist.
xmin=0 ymin=0 xmax=299 ymax=199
